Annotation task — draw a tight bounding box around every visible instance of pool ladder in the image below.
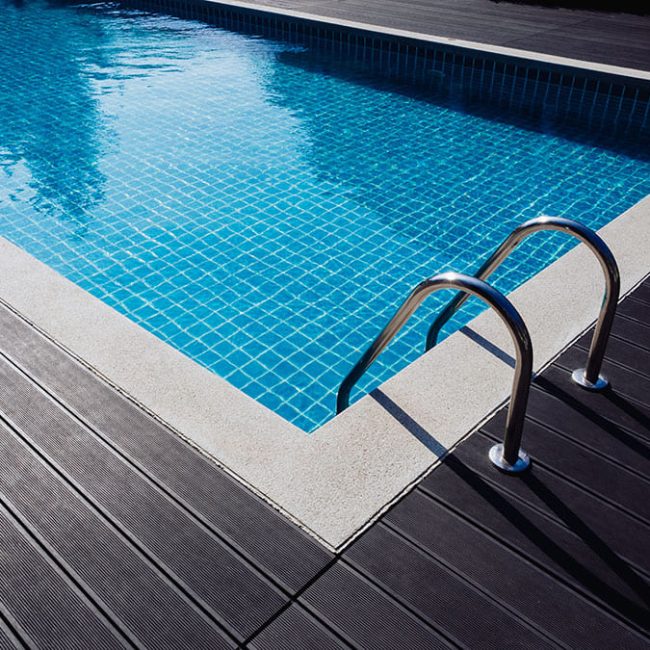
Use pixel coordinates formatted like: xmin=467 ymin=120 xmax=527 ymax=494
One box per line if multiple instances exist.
xmin=336 ymin=216 xmax=620 ymax=474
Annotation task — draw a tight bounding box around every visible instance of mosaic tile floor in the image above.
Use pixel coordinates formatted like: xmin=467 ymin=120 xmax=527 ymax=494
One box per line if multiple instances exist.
xmin=1 ymin=1 xmax=649 ymax=430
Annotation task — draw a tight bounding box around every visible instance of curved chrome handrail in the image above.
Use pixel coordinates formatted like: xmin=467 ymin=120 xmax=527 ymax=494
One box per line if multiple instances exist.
xmin=337 ymin=272 xmax=533 ymax=472
xmin=425 ymin=216 xmax=620 ymax=391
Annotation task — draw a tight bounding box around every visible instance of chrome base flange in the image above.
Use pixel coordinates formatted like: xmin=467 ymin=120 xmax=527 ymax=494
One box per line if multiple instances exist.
xmin=571 ymin=368 xmax=609 ymax=392
xmin=489 ymin=444 xmax=531 ymax=473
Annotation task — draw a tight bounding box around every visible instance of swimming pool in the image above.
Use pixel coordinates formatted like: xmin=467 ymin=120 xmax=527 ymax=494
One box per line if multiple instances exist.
xmin=1 ymin=1 xmax=649 ymax=431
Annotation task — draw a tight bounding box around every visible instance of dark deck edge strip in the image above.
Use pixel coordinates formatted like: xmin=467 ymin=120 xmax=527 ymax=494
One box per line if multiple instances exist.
xmin=0 ymin=491 xmax=138 ymax=649
xmin=297 ymin=563 xmax=461 ymax=649
xmin=478 ymin=426 xmax=650 ymax=529
xmin=0 ymin=411 xmax=242 ymax=646
xmin=413 ymin=485 xmax=650 ymax=637
xmin=345 ymin=523 xmax=567 ymax=648
xmin=0 ymin=344 xmax=297 ymax=599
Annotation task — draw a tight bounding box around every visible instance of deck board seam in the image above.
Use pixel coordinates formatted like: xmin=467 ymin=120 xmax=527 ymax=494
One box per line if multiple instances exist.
xmin=243 ymin=556 xmax=352 ymax=648
xmin=245 ymin=602 xmax=356 ymax=649
xmin=0 ymin=602 xmax=36 ymax=650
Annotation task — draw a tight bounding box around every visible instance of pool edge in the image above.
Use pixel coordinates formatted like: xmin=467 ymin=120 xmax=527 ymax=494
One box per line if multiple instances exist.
xmin=1 ymin=195 xmax=649 ymax=550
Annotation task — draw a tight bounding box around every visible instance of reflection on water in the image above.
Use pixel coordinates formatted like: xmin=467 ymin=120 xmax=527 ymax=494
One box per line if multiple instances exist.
xmin=0 ymin=0 xmax=110 ymax=237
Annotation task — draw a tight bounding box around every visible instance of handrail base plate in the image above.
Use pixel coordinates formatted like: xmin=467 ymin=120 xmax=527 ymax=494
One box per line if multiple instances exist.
xmin=489 ymin=444 xmax=531 ymax=473
xmin=571 ymin=368 xmax=609 ymax=392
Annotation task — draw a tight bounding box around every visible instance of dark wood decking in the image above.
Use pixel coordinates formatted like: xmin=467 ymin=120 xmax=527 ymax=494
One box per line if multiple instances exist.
xmin=0 ymin=277 xmax=648 ymax=648
xmin=248 ymin=0 xmax=650 ymax=72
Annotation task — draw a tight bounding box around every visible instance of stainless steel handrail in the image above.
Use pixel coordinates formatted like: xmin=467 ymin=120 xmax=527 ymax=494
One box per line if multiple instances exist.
xmin=425 ymin=216 xmax=620 ymax=391
xmin=337 ymin=272 xmax=533 ymax=473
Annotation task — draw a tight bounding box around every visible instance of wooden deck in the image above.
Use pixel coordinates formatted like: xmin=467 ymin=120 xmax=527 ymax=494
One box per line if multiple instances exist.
xmin=247 ymin=0 xmax=650 ymax=72
xmin=0 ymin=272 xmax=648 ymax=647
xmin=250 ymin=277 xmax=650 ymax=648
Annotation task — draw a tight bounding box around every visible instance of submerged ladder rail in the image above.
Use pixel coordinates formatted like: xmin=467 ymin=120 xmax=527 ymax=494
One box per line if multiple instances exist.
xmin=425 ymin=216 xmax=620 ymax=391
xmin=336 ymin=272 xmax=533 ymax=472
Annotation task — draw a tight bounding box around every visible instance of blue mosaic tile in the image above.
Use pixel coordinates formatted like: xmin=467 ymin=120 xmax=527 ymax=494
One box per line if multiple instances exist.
xmin=1 ymin=1 xmax=649 ymax=432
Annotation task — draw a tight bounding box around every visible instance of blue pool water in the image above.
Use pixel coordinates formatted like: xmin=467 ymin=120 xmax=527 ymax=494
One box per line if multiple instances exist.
xmin=1 ymin=1 xmax=649 ymax=431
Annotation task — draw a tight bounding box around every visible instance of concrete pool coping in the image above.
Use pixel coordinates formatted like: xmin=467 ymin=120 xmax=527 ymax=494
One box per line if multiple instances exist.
xmin=1 ymin=195 xmax=649 ymax=550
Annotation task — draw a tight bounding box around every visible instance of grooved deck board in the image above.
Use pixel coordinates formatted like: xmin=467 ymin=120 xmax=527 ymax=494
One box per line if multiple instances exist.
xmin=579 ymin=312 xmax=650 ymax=353
xmin=480 ymin=415 xmax=650 ymax=523
xmin=0 ymin=354 xmax=287 ymax=642
xmin=345 ymin=524 xmax=555 ymax=648
xmin=0 ymin=303 xmax=331 ymax=595
xmin=0 ymin=503 xmax=125 ymax=650
xmin=300 ymin=562 xmax=452 ymax=649
xmin=555 ymin=346 xmax=650 ymax=408
xmin=617 ymin=297 xmax=650 ymax=326
xmin=534 ymin=365 xmax=650 ymax=441
xmin=0 ymin=420 xmax=233 ymax=649
xmin=575 ymin=335 xmax=650 ymax=380
xmin=418 ymin=439 xmax=649 ymax=626
xmin=522 ymin=383 xmax=649 ymax=475
xmin=381 ymin=491 xmax=648 ymax=648
xmin=630 ymin=283 xmax=650 ymax=305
